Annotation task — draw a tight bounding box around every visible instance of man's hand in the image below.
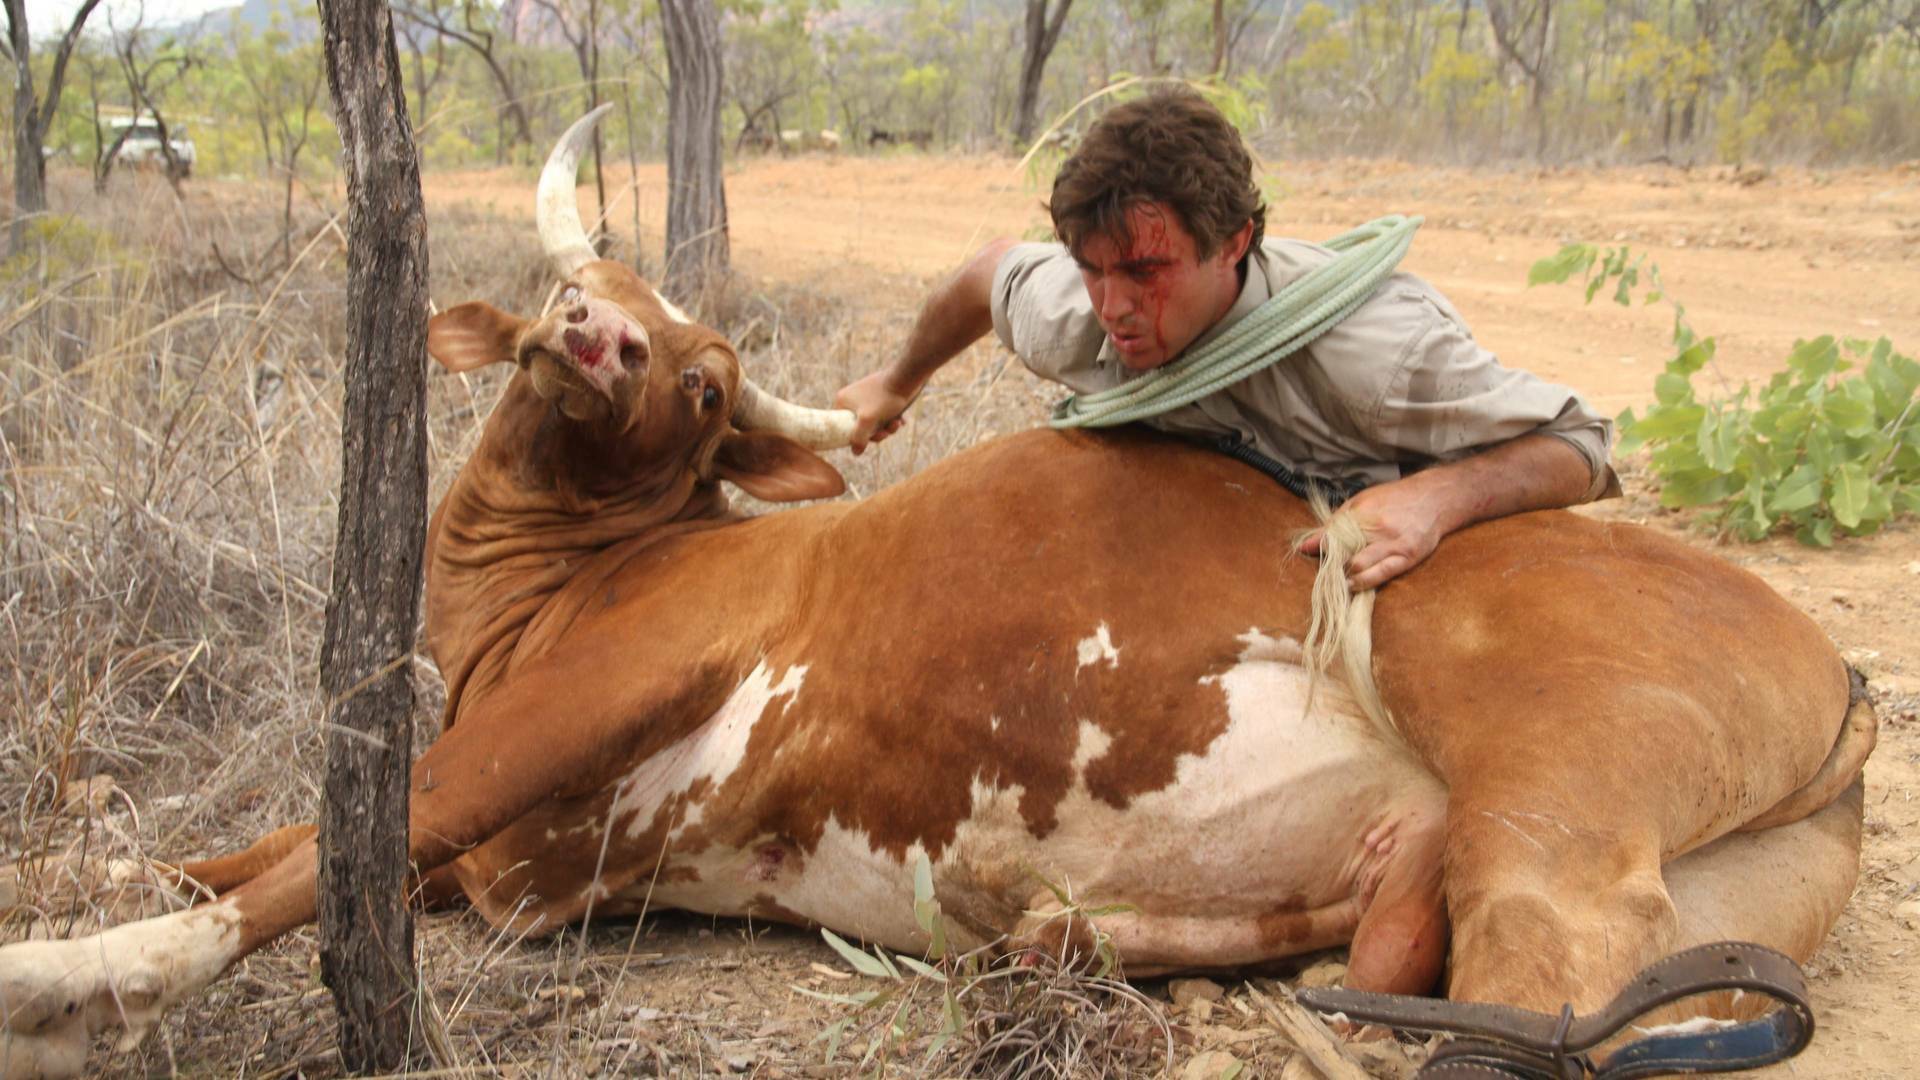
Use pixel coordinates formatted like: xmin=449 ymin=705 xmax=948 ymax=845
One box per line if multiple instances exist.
xmin=833 ymin=370 xmax=919 ymax=454
xmin=833 ymin=237 xmax=1015 ymax=456
xmin=1298 ymin=479 xmax=1446 ymax=591
xmin=1297 ymin=434 xmax=1597 ymax=591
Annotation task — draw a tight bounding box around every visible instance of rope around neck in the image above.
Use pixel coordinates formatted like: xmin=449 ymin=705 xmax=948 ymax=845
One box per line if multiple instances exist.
xmin=1049 ymin=214 xmax=1422 ymax=429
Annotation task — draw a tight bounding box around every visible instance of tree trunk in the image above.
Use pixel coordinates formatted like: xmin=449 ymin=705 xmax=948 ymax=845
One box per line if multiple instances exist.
xmin=1012 ymin=0 xmax=1074 ymax=147
xmin=6 ymin=0 xmax=103 ymax=254
xmin=313 ymin=0 xmax=429 ymax=1072
xmin=1210 ymin=0 xmax=1227 ymax=75
xmin=8 ymin=0 xmax=45 ymax=255
xmin=659 ymin=0 xmax=728 ymax=295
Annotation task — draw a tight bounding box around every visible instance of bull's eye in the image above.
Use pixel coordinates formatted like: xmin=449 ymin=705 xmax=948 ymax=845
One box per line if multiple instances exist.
xmin=702 ymin=385 xmax=720 ymax=410
xmin=559 ymin=283 xmax=582 ymax=304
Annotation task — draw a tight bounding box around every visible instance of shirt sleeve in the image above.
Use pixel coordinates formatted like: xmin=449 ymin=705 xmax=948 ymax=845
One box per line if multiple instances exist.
xmin=1328 ymin=288 xmax=1619 ymax=503
xmin=989 ymin=242 xmax=1106 ymax=382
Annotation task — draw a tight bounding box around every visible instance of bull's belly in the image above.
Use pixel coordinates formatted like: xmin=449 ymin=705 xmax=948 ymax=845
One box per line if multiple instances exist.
xmin=522 ymin=631 xmax=1450 ymax=969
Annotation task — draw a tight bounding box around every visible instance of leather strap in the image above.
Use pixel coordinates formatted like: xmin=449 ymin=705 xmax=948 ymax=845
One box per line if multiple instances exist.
xmin=1295 ymin=941 xmax=1814 ymax=1078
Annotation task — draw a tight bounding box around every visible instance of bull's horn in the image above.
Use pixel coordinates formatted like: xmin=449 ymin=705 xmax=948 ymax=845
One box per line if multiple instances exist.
xmin=735 ymin=379 xmax=857 ymax=451
xmin=538 ymin=104 xmax=614 ymax=278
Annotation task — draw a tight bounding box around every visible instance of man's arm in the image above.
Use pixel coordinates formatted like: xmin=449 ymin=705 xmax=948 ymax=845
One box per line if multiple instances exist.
xmin=1299 ymin=433 xmax=1593 ymax=590
xmin=834 ymin=237 xmax=1020 ymax=454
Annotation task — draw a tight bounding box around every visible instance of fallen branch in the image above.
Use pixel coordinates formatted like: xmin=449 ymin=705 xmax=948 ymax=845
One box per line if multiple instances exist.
xmin=1247 ymin=982 xmax=1374 ymax=1080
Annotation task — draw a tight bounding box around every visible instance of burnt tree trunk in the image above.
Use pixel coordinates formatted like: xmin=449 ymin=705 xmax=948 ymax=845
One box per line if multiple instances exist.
xmin=314 ymin=0 xmax=429 ymax=1071
xmin=1012 ymin=0 xmax=1073 ymax=148
xmin=659 ymin=0 xmax=729 ymax=295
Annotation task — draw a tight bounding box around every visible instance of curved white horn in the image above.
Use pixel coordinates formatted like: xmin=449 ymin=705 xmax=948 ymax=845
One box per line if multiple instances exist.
xmin=735 ymin=379 xmax=858 ymax=451
xmin=538 ymin=104 xmax=614 ymax=278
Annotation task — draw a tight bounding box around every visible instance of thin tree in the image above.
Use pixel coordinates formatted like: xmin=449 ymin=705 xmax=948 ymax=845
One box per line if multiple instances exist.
xmin=101 ymin=19 xmax=198 ymax=191
xmin=3 ymin=0 xmax=104 ymax=255
xmin=313 ymin=0 xmax=430 ymax=1069
xmin=659 ymin=0 xmax=729 ymax=295
xmin=1484 ymin=0 xmax=1556 ymax=159
xmin=395 ymin=0 xmax=537 ymax=160
xmin=1012 ymin=0 xmax=1073 ymax=147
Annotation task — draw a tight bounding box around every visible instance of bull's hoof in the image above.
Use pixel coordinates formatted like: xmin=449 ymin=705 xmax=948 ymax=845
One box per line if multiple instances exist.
xmin=0 ymin=902 xmax=242 ymax=1079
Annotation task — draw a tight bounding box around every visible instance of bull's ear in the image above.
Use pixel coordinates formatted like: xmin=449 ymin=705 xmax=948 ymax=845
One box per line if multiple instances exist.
xmin=711 ymin=430 xmax=847 ymax=502
xmin=428 ymin=301 xmax=524 ymax=373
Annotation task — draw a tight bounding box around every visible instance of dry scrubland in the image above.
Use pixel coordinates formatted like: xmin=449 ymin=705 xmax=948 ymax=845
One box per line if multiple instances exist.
xmin=3 ymin=155 xmax=1920 ymax=1077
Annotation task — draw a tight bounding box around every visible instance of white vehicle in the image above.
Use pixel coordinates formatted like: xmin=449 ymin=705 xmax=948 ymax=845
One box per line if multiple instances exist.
xmin=108 ymin=116 xmax=196 ymax=178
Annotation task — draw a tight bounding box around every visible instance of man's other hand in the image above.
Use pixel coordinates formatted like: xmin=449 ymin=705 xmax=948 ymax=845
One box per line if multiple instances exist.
xmin=1297 ymin=479 xmax=1446 ymax=592
xmin=833 ymin=370 xmax=917 ymax=454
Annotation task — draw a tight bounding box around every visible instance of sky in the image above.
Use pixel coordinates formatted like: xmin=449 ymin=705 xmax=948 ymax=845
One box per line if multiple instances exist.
xmin=31 ymin=0 xmax=241 ymax=33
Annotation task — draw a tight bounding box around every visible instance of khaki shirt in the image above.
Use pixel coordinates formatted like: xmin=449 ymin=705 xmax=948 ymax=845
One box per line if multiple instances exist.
xmin=990 ymin=238 xmax=1619 ymax=500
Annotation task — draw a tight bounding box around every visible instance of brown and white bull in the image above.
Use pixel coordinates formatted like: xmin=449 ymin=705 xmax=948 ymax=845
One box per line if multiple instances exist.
xmin=0 ymin=111 xmax=1875 ymax=1078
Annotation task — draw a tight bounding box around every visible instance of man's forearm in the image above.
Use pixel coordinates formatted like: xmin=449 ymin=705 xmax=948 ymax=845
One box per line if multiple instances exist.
xmin=883 ymin=237 xmax=1018 ymax=394
xmin=1414 ymin=433 xmax=1596 ymax=536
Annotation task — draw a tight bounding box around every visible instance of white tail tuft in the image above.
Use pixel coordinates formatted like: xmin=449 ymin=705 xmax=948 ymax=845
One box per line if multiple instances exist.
xmin=1293 ymin=491 xmax=1396 ymax=737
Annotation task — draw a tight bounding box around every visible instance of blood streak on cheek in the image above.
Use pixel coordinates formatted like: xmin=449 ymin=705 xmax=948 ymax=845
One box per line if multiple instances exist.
xmin=563 ymin=327 xmax=606 ymax=368
xmin=1128 ymin=220 xmax=1177 ymax=353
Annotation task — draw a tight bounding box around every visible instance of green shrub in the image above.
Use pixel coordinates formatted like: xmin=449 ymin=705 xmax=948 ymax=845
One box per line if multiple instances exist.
xmin=1531 ymin=243 xmax=1920 ymax=545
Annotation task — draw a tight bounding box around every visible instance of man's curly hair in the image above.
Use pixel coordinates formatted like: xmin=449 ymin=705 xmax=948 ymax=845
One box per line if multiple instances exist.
xmin=1047 ymin=89 xmax=1266 ymax=263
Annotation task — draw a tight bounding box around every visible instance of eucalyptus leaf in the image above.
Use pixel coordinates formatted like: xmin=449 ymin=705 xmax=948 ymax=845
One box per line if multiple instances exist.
xmin=822 ymin=929 xmax=895 ymax=979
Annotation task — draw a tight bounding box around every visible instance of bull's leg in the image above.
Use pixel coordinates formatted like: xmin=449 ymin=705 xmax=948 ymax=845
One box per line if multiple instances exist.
xmin=163 ymin=824 xmax=318 ymax=895
xmin=1441 ymin=788 xmax=1678 ymax=1014
xmin=0 ymin=844 xmax=316 ymax=1080
xmin=1344 ymin=802 xmax=1448 ymax=996
xmin=0 ymin=642 xmax=734 ymax=1078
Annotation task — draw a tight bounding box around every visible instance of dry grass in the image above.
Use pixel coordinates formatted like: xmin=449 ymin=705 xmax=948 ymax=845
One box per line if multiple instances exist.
xmin=0 ymin=169 xmax=1225 ymax=1078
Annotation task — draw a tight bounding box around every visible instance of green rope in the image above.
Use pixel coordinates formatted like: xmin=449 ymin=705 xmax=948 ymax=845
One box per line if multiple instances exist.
xmin=1049 ymin=214 xmax=1423 ymax=429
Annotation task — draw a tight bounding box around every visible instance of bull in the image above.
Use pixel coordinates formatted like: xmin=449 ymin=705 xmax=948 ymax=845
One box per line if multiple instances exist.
xmin=0 ymin=110 xmax=1875 ymax=1078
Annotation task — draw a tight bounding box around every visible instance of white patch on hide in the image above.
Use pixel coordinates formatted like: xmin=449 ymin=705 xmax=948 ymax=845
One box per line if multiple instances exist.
xmin=612 ymin=660 xmax=805 ymax=840
xmin=939 ymin=626 xmax=1442 ymax=953
xmin=1076 ymin=624 xmax=1121 ymax=671
xmin=1071 ymin=719 xmax=1112 ymax=776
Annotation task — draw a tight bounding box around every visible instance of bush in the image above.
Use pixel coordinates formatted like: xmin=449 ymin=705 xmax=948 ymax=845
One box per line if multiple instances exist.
xmin=1531 ymin=243 xmax=1920 ymax=545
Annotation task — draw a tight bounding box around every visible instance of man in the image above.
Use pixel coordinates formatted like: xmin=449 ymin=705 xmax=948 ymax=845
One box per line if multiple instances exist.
xmin=835 ymin=90 xmax=1616 ymax=590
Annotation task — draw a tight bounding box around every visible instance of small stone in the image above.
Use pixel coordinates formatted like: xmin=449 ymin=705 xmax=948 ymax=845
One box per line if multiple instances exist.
xmin=1180 ymin=1049 xmax=1244 ymax=1080
xmin=1894 ymin=898 xmax=1920 ymax=923
xmin=1297 ymin=958 xmax=1348 ymax=989
xmin=1170 ymin=977 xmax=1227 ymax=1007
xmin=726 ymin=1054 xmax=754 ymax=1073
xmin=1903 ymin=561 xmax=1920 ymax=576
xmin=1188 ymin=998 xmax=1217 ymax=1023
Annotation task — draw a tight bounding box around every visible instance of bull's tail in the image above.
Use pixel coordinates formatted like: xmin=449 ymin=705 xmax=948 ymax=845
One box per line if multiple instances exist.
xmin=1739 ymin=664 xmax=1878 ymax=833
xmin=1295 ymin=492 xmax=1396 ymax=738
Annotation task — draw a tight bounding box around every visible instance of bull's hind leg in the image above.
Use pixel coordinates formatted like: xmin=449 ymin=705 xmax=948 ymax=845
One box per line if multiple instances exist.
xmin=155 ymin=823 xmax=319 ymax=896
xmin=1441 ymin=788 xmax=1680 ymax=1014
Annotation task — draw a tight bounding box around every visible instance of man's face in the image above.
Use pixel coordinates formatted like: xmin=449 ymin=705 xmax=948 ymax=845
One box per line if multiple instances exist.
xmin=1074 ymin=201 xmax=1251 ymax=372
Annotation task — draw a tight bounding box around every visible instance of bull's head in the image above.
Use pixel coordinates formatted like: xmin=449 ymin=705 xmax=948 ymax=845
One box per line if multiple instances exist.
xmin=424 ymin=106 xmax=855 ymax=503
